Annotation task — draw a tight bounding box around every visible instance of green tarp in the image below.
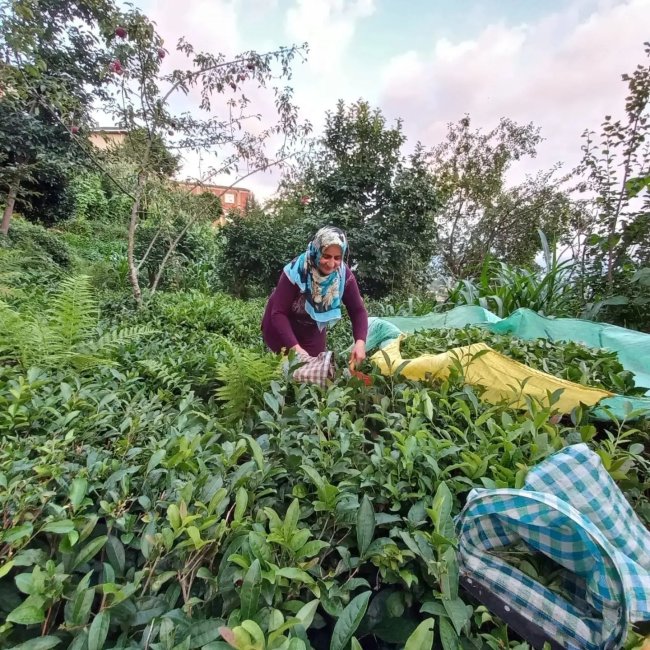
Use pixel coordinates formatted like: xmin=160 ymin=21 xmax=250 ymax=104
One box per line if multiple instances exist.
xmin=489 ymin=309 xmax=650 ymax=395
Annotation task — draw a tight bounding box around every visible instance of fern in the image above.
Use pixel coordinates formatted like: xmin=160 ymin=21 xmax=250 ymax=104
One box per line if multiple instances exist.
xmin=0 ymin=301 xmax=30 ymax=363
xmin=214 ymin=339 xmax=280 ymax=421
xmin=0 ymin=248 xmax=28 ymax=298
xmin=138 ymin=359 xmax=187 ymax=390
xmin=0 ymin=274 xmax=154 ymax=370
xmin=86 ymin=325 xmax=156 ymax=357
xmin=47 ymin=274 xmax=98 ymax=351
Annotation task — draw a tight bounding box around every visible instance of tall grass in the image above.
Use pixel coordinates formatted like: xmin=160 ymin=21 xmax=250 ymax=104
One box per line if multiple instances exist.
xmin=446 ymin=231 xmax=577 ymax=317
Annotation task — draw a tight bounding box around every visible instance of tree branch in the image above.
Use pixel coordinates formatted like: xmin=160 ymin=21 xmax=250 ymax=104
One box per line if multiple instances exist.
xmin=149 ymin=154 xmax=293 ymax=293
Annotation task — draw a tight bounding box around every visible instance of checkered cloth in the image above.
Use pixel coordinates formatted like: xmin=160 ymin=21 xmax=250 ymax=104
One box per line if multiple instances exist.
xmin=456 ymin=444 xmax=650 ymax=650
xmin=288 ymin=351 xmax=334 ymax=388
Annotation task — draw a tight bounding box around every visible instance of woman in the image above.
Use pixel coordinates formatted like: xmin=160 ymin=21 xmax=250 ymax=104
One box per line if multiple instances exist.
xmin=261 ymin=226 xmax=368 ymax=368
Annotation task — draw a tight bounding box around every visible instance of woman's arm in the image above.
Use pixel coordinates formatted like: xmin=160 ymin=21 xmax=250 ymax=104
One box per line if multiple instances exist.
xmin=342 ymin=270 xmax=369 ymax=344
xmin=342 ymin=270 xmax=368 ymax=367
xmin=267 ymin=273 xmax=305 ymax=353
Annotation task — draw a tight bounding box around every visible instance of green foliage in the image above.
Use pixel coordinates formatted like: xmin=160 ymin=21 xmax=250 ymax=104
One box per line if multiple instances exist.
xmin=430 ymin=115 xmax=576 ymax=279
xmin=0 ymin=0 xmax=120 ymax=234
xmin=68 ymin=172 xmax=111 ymax=222
xmin=581 ymin=266 xmax=650 ymax=332
xmin=135 ymin=206 xmax=224 ymax=292
xmin=219 ymin=205 xmax=308 ymax=297
xmin=12 ymin=155 xmax=77 ymax=227
xmin=278 ymin=99 xmax=441 ymax=298
xmin=214 ymin=341 xmax=281 ymax=421
xmin=366 ymin=292 xmax=442 ymax=318
xmin=5 ymin=219 xmax=73 ymax=268
xmin=0 ymin=100 xmax=79 ymax=229
xmin=108 ymin=127 xmax=180 ymax=177
xmin=1 ymin=259 xmax=649 ymax=649
xmin=444 ymin=231 xmax=578 ymax=317
xmin=576 ymin=41 xmax=650 ymax=327
xmin=1 ymin=343 xmax=647 ymax=648
xmin=0 ymin=274 xmax=152 ymax=369
xmin=0 ymin=248 xmax=27 ymax=298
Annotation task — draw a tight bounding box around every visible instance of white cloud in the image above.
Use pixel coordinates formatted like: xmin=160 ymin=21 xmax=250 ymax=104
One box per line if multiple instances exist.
xmin=146 ymin=0 xmax=241 ymax=56
xmin=379 ymin=0 xmax=650 ymax=183
xmin=285 ymin=0 xmax=375 ymax=76
xmin=127 ymin=0 xmax=308 ymax=200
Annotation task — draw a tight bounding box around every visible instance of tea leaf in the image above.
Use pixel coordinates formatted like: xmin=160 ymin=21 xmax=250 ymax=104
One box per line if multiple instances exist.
xmin=234 ymin=487 xmax=248 ymax=522
xmin=88 ymin=611 xmax=110 ymax=650
xmin=439 ymin=617 xmax=461 ymax=650
xmin=239 ymin=559 xmax=261 ymax=620
xmin=69 ymin=478 xmax=88 ymax=510
xmin=42 ymin=520 xmax=75 ymax=534
xmin=7 ymin=602 xmax=45 ymax=625
xmin=356 ymin=494 xmax=376 ymax=556
xmin=11 ymin=637 xmax=62 ymax=650
xmin=72 ymin=535 xmax=108 ymax=570
xmin=405 ymin=617 xmax=435 ymax=650
xmin=330 ymin=591 xmax=371 ymax=650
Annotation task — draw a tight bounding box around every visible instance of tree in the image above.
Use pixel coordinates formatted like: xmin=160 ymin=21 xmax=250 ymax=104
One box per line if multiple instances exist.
xmin=0 ymin=0 xmax=119 ymax=234
xmin=106 ymin=127 xmax=180 ymax=178
xmin=101 ymin=7 xmax=310 ymax=305
xmin=577 ymin=41 xmax=650 ymax=293
xmin=428 ymin=115 xmax=576 ymax=279
xmin=483 ymin=169 xmax=579 ymax=269
xmin=0 ymin=101 xmax=80 ymax=227
xmin=574 ymin=41 xmax=650 ymax=329
xmin=283 ymin=99 xmax=441 ymax=297
xmin=219 ymin=201 xmax=309 ymax=297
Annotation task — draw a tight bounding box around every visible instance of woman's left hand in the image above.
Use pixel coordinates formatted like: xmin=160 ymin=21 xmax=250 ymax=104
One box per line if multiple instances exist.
xmin=349 ymin=340 xmax=366 ymax=369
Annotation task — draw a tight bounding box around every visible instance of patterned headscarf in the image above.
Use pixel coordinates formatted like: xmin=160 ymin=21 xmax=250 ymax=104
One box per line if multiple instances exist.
xmin=283 ymin=226 xmax=348 ymax=329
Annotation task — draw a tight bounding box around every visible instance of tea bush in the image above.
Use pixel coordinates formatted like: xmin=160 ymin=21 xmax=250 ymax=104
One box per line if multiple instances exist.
xmin=1 ymin=276 xmax=649 ymax=649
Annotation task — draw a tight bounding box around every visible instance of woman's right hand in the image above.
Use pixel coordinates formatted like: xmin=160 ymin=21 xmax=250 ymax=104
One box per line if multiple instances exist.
xmin=292 ymin=344 xmax=310 ymax=359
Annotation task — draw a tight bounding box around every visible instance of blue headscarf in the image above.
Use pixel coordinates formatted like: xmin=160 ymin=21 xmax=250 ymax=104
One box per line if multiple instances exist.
xmin=283 ymin=226 xmax=348 ymax=330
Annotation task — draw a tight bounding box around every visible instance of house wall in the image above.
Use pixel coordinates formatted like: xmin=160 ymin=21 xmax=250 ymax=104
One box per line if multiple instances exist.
xmin=89 ymin=130 xmax=253 ymax=225
xmin=88 ymin=131 xmax=127 ymax=150
xmin=176 ymin=182 xmax=251 ymax=214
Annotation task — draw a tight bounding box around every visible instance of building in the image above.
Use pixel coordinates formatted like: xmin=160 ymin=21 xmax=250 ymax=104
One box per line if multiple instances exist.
xmin=175 ymin=181 xmax=251 ymax=214
xmin=88 ymin=128 xmax=253 ymax=222
xmin=88 ymin=126 xmax=129 ymax=150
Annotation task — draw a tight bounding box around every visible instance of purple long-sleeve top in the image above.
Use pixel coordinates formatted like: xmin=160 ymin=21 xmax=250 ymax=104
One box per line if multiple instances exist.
xmin=261 ymin=265 xmax=368 ymax=357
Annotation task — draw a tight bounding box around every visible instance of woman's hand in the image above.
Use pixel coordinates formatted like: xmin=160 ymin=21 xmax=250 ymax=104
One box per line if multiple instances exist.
xmin=349 ymin=339 xmax=366 ymax=368
xmin=291 ymin=344 xmax=310 ymax=360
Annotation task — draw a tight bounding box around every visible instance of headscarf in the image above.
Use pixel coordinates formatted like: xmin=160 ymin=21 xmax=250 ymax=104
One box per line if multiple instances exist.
xmin=283 ymin=226 xmax=348 ymax=330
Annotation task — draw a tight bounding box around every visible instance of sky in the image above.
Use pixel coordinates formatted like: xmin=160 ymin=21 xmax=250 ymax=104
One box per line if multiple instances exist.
xmin=127 ymin=0 xmax=650 ymax=201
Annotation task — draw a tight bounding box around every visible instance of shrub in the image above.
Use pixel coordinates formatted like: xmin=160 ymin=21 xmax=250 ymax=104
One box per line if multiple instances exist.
xmin=1 ymin=242 xmax=649 ymax=649
xmin=68 ymin=172 xmax=111 ymax=222
xmin=5 ymin=218 xmax=73 ymax=268
xmin=219 ymin=207 xmax=310 ymax=298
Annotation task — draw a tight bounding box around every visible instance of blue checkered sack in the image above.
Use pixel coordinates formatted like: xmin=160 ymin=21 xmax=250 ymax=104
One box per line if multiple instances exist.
xmin=457 ymin=444 xmax=650 ymax=649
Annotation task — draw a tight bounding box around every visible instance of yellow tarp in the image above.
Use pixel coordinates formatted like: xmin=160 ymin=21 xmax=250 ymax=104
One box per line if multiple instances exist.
xmin=371 ymin=337 xmax=612 ymax=413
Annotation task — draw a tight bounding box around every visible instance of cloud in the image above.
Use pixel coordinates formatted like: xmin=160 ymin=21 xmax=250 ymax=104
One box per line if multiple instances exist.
xmin=124 ymin=0 xmax=309 ymax=200
xmin=285 ymin=0 xmax=375 ymax=76
xmin=142 ymin=0 xmax=241 ymax=56
xmin=379 ymin=0 xmax=650 ymax=183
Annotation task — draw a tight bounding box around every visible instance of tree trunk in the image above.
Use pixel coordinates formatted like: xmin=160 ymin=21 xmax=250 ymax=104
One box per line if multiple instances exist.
xmin=150 ymin=214 xmax=197 ymax=293
xmin=127 ymin=176 xmax=145 ymax=307
xmin=1 ymin=174 xmax=21 ymax=236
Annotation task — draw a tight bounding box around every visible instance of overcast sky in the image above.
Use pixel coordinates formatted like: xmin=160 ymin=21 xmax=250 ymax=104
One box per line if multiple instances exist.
xmin=128 ymin=0 xmax=650 ymax=200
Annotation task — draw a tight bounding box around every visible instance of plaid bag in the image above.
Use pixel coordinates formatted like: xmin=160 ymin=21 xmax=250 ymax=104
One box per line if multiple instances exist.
xmin=457 ymin=443 xmax=650 ymax=650
xmin=289 ymin=351 xmax=334 ymax=388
